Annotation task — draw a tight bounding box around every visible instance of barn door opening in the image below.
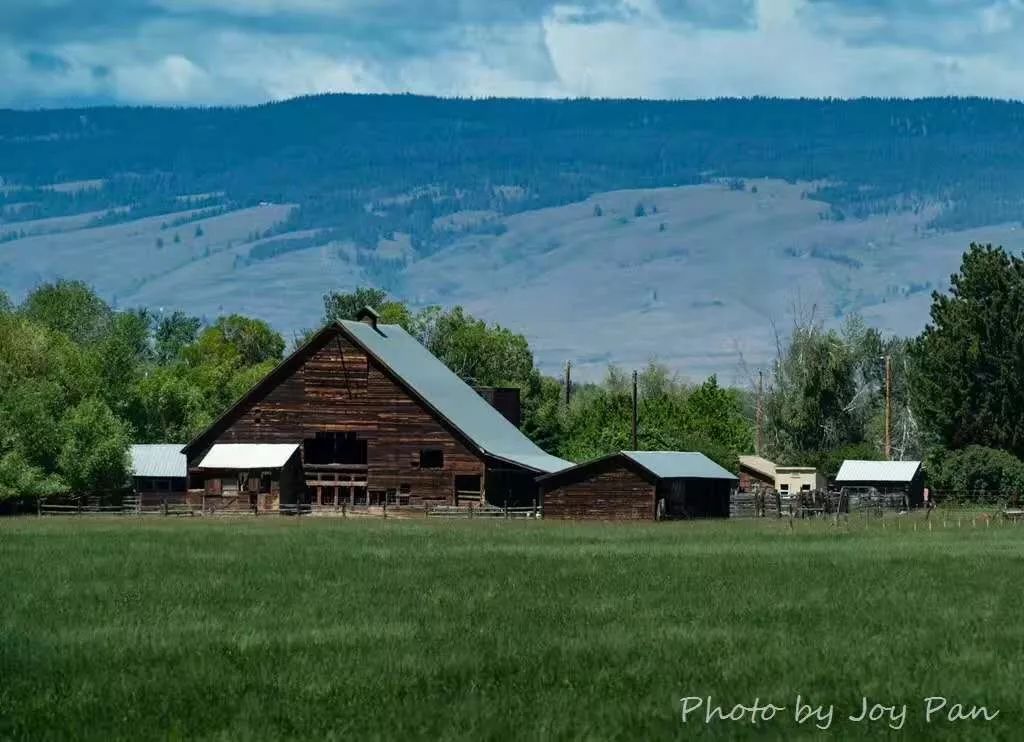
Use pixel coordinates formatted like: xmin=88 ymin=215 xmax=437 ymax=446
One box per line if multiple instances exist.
xmin=454 ymin=475 xmax=482 ymax=505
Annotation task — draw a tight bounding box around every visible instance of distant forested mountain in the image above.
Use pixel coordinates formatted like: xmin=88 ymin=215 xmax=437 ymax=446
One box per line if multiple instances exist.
xmin=3 ymin=95 xmax=1024 ymax=260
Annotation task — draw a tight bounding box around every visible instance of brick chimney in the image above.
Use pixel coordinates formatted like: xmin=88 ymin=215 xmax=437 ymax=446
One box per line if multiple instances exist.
xmin=474 ymin=386 xmax=522 ymax=428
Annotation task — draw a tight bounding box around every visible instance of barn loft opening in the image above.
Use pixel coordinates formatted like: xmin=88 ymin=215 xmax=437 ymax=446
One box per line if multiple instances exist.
xmin=303 ymin=432 xmax=367 ymax=465
xmin=419 ymin=449 xmax=444 ymax=468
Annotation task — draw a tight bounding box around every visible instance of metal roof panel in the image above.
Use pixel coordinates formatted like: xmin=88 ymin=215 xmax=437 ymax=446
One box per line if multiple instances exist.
xmin=739 ymin=455 xmax=777 ymax=478
xmin=129 ymin=444 xmax=187 ymax=478
xmin=622 ymin=451 xmax=738 ymax=480
xmin=835 ymin=459 xmax=921 ymax=483
xmin=341 ymin=320 xmax=572 ymax=474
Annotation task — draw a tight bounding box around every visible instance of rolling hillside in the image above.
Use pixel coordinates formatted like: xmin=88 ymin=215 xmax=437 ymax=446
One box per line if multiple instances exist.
xmin=3 ymin=95 xmax=1024 ymax=379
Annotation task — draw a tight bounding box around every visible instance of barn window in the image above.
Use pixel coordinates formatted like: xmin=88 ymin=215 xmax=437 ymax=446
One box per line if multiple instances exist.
xmin=419 ymin=449 xmax=444 ymax=469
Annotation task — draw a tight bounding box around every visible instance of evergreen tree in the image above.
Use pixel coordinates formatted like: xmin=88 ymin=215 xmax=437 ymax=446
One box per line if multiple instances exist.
xmin=910 ymin=243 xmax=1024 ymax=457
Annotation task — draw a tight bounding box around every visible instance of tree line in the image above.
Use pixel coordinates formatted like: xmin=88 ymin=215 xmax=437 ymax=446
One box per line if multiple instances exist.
xmin=3 ymin=96 xmax=1024 ymax=260
xmin=2 ymin=241 xmax=1024 ymax=501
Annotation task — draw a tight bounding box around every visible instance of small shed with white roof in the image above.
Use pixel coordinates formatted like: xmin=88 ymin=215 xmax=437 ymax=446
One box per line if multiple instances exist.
xmin=835 ymin=459 xmax=924 ymax=507
xmin=194 ymin=443 xmax=303 ymax=511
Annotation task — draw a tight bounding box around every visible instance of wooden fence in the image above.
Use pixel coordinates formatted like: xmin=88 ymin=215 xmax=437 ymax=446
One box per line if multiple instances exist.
xmin=426 ymin=503 xmax=540 ymax=519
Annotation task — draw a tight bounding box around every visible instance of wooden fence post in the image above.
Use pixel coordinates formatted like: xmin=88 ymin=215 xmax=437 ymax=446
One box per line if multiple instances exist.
xmin=383 ymin=499 xmax=387 ymax=519
xmin=469 ymin=503 xmax=474 ymax=519
xmin=533 ymin=499 xmax=538 ymax=518
xmin=37 ymin=497 xmax=42 ymax=517
xmin=162 ymin=497 xmax=168 ymax=517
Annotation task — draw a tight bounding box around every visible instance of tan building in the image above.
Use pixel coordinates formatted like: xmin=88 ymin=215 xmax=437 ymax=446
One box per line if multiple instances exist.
xmin=774 ymin=466 xmax=826 ymax=497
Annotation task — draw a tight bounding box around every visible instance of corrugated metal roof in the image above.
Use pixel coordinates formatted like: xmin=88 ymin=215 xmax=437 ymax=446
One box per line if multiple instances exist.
xmin=835 ymin=459 xmax=921 ymax=483
xmin=739 ymin=455 xmax=777 ymax=477
xmin=342 ymin=320 xmax=572 ymax=474
xmin=130 ymin=444 xmax=186 ymax=478
xmin=622 ymin=451 xmax=738 ymax=480
xmin=198 ymin=443 xmax=300 ymax=469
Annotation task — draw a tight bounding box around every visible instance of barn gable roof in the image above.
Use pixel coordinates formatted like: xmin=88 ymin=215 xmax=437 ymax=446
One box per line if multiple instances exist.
xmin=537 ymin=450 xmax=737 ymax=488
xmin=183 ymin=318 xmax=571 ymax=474
xmin=622 ymin=451 xmax=737 ymax=480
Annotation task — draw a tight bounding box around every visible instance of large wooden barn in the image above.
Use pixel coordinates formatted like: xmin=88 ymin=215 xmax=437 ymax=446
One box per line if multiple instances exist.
xmin=181 ymin=309 xmax=571 ymax=512
xmin=536 ymin=451 xmax=738 ymax=520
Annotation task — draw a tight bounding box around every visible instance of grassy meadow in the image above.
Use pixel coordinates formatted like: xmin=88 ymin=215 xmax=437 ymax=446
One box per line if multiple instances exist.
xmin=1 ymin=515 xmax=1022 ymax=740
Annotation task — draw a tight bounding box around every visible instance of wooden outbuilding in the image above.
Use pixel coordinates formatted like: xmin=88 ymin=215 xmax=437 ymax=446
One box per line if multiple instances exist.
xmin=738 ymin=455 xmax=776 ymax=492
xmin=129 ymin=444 xmax=187 ymax=505
xmin=536 ymin=451 xmax=737 ymax=520
xmin=181 ymin=308 xmax=571 ymax=513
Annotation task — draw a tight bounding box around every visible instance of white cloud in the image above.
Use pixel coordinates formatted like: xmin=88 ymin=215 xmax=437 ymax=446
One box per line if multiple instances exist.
xmin=2 ymin=0 xmax=1024 ymax=106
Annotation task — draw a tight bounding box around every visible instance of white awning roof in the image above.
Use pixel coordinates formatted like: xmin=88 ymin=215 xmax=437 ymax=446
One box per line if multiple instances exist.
xmin=198 ymin=443 xmax=299 ymax=469
xmin=836 ymin=459 xmax=921 ymax=483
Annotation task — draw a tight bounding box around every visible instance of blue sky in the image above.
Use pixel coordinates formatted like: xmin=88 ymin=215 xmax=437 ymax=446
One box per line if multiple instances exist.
xmin=2 ymin=0 xmax=1023 ymax=108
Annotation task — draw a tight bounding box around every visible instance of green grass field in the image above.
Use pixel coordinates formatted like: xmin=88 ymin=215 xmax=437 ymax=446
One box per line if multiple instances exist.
xmin=1 ymin=515 xmax=1022 ymax=740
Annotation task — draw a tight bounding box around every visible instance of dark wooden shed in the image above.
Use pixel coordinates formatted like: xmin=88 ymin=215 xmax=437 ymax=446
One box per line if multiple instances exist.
xmin=129 ymin=444 xmax=187 ymax=506
xmin=835 ymin=459 xmax=924 ymax=508
xmin=536 ymin=451 xmax=738 ymax=521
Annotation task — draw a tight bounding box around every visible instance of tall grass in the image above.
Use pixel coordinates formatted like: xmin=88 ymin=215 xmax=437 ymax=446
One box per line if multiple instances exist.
xmin=1 ymin=517 xmax=1021 ymax=740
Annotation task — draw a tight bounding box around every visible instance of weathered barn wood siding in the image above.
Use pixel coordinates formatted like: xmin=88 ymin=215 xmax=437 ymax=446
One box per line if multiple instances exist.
xmin=188 ymin=327 xmax=484 ymax=505
xmin=132 ymin=477 xmax=186 ymax=507
xmin=542 ymin=467 xmax=655 ymax=520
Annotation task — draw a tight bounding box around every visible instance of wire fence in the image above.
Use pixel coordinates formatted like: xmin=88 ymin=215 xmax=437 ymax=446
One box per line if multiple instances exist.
xmin=732 ymin=487 xmax=1024 ymax=520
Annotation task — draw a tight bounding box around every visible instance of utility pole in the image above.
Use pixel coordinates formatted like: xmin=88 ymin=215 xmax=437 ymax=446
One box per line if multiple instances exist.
xmin=756 ymin=369 xmax=764 ymax=456
xmin=884 ymin=354 xmax=892 ymax=460
xmin=631 ymin=369 xmax=639 ymax=450
xmin=564 ymin=361 xmax=572 ymax=406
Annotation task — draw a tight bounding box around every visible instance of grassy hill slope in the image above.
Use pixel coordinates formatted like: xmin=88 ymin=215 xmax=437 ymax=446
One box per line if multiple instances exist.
xmin=4 ymin=95 xmax=1024 ymax=377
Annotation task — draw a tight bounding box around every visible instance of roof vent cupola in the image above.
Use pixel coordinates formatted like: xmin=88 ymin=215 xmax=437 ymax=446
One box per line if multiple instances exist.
xmin=356 ymin=306 xmax=380 ymax=330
